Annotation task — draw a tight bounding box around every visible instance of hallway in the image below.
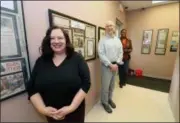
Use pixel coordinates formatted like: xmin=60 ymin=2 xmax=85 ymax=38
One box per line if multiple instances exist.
xmin=85 ymin=78 xmax=175 ymax=122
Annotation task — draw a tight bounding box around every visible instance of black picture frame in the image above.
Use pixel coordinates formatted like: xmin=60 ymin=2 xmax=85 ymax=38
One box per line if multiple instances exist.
xmin=0 ymin=1 xmax=18 ymax=13
xmin=98 ymin=27 xmax=105 ymax=41
xmin=1 ymin=12 xmax=22 ymax=59
xmin=170 ymin=31 xmax=179 ymax=52
xmin=0 ymin=1 xmax=31 ymax=101
xmin=86 ymin=38 xmax=95 ymax=57
xmin=155 ymin=28 xmax=169 ymax=55
xmin=141 ymin=29 xmax=153 ymax=54
xmin=48 ymin=9 xmax=96 ymax=61
xmin=0 ymin=58 xmax=28 ymax=101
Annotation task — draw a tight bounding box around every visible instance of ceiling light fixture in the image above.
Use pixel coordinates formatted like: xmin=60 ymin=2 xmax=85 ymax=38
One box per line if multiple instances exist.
xmin=152 ymin=1 xmax=167 ymax=4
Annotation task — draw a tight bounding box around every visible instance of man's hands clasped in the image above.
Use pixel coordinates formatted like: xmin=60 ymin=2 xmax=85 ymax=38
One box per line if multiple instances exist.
xmin=109 ymin=64 xmax=118 ymax=72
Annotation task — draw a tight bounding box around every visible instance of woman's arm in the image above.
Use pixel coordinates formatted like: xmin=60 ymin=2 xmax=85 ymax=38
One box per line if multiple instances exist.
xmin=30 ymin=93 xmax=46 ymax=115
xmin=26 ymin=58 xmax=56 ymax=115
xmin=70 ymin=54 xmax=91 ymax=111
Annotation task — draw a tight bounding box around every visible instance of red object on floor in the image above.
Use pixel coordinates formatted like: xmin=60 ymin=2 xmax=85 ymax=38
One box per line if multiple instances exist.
xmin=135 ymin=69 xmax=143 ymax=77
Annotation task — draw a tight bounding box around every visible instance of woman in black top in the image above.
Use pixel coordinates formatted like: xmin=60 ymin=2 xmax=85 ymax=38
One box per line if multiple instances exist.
xmin=26 ymin=26 xmax=91 ymax=123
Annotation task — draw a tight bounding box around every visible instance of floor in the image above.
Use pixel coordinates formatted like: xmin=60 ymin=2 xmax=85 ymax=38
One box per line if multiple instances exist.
xmin=85 ymin=76 xmax=175 ymax=122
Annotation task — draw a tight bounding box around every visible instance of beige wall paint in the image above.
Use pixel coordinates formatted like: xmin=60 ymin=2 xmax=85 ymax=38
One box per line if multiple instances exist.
xmin=1 ymin=1 xmax=126 ymax=122
xmin=126 ymin=3 xmax=179 ymax=80
xmin=169 ymin=51 xmax=179 ymax=122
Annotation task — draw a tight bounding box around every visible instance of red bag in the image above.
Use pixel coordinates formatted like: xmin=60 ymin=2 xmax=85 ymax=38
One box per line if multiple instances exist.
xmin=135 ymin=69 xmax=143 ymax=77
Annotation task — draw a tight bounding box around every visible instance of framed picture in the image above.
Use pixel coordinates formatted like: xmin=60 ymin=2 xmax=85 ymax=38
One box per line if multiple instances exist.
xmin=170 ymin=31 xmax=179 ymax=52
xmin=1 ymin=58 xmax=28 ymax=101
xmin=0 ymin=1 xmax=31 ymax=101
xmin=1 ymin=72 xmax=27 ymax=101
xmin=51 ymin=13 xmax=70 ymax=28
xmin=155 ymin=48 xmax=166 ymax=55
xmin=141 ymin=30 xmax=153 ymax=54
xmin=98 ymin=27 xmax=105 ymax=41
xmin=1 ymin=58 xmax=27 ymax=76
xmin=85 ymin=25 xmax=95 ymax=39
xmin=1 ymin=1 xmax=18 ymax=13
xmin=155 ymin=28 xmax=169 ymax=55
xmin=87 ymin=39 xmax=94 ymax=57
xmin=86 ymin=38 xmax=95 ymax=59
xmin=48 ymin=9 xmax=96 ymax=61
xmin=1 ymin=12 xmax=21 ymax=59
xmin=72 ymin=28 xmax=85 ymax=57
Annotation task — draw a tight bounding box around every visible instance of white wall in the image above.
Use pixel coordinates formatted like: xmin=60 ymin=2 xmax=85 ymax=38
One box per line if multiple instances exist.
xmin=169 ymin=51 xmax=179 ymax=122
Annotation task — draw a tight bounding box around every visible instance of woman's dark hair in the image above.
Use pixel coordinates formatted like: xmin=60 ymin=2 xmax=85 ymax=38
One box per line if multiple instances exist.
xmin=120 ymin=29 xmax=127 ymax=40
xmin=40 ymin=26 xmax=74 ymax=60
xmin=121 ymin=29 xmax=127 ymax=33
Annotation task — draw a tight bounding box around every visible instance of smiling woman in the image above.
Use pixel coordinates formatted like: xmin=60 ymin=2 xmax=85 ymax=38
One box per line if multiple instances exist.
xmin=26 ymin=26 xmax=91 ymax=123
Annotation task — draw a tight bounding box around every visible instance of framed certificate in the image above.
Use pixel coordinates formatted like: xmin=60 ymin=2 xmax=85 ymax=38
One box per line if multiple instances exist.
xmin=1 ymin=13 xmax=21 ymax=59
xmin=155 ymin=48 xmax=166 ymax=55
xmin=51 ymin=13 xmax=70 ymax=28
xmin=170 ymin=31 xmax=179 ymax=52
xmin=141 ymin=30 xmax=153 ymax=54
xmin=85 ymin=38 xmax=95 ymax=59
xmin=1 ymin=1 xmax=18 ymax=13
xmin=85 ymin=25 xmax=95 ymax=38
xmin=155 ymin=28 xmax=169 ymax=55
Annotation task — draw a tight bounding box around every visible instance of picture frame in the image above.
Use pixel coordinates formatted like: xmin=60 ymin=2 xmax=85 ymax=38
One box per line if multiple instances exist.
xmin=98 ymin=27 xmax=105 ymax=41
xmin=48 ymin=9 xmax=96 ymax=61
xmin=1 ymin=12 xmax=22 ymax=59
xmin=141 ymin=30 xmax=153 ymax=54
xmin=0 ymin=1 xmax=31 ymax=101
xmin=0 ymin=1 xmax=18 ymax=13
xmin=86 ymin=38 xmax=95 ymax=57
xmin=85 ymin=25 xmax=96 ymax=39
xmin=1 ymin=58 xmax=28 ymax=101
xmin=170 ymin=31 xmax=179 ymax=52
xmin=72 ymin=28 xmax=85 ymax=57
xmin=155 ymin=28 xmax=169 ymax=55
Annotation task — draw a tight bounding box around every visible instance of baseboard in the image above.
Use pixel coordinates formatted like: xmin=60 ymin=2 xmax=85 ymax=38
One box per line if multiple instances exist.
xmin=143 ymin=74 xmax=171 ymax=81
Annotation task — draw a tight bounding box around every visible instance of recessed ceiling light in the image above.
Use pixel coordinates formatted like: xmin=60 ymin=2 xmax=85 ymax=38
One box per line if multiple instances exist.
xmin=152 ymin=1 xmax=167 ymax=4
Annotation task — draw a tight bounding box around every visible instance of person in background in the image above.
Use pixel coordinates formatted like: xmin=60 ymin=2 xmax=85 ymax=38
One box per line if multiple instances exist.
xmin=118 ymin=29 xmax=133 ymax=88
xmin=98 ymin=21 xmax=123 ymax=113
xmin=26 ymin=26 xmax=91 ymax=123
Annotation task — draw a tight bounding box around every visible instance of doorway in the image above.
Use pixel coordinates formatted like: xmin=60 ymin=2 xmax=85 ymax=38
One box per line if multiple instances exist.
xmin=115 ymin=18 xmax=123 ymax=38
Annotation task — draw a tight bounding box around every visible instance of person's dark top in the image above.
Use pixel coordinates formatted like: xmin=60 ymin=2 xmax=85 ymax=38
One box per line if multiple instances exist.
xmin=26 ymin=52 xmax=91 ymax=109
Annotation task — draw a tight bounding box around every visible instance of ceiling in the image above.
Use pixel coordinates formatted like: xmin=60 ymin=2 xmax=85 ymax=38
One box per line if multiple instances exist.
xmin=120 ymin=1 xmax=179 ymax=11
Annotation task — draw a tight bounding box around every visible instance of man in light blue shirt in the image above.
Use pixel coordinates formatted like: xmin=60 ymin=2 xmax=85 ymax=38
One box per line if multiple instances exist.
xmin=98 ymin=21 xmax=123 ymax=113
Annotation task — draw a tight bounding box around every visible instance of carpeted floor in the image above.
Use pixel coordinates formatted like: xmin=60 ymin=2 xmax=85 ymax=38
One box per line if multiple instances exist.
xmin=126 ymin=76 xmax=171 ymax=93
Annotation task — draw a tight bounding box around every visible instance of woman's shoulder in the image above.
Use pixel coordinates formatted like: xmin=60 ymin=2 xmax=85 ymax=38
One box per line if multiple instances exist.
xmin=34 ymin=56 xmax=45 ymax=65
xmin=71 ymin=52 xmax=84 ymax=61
